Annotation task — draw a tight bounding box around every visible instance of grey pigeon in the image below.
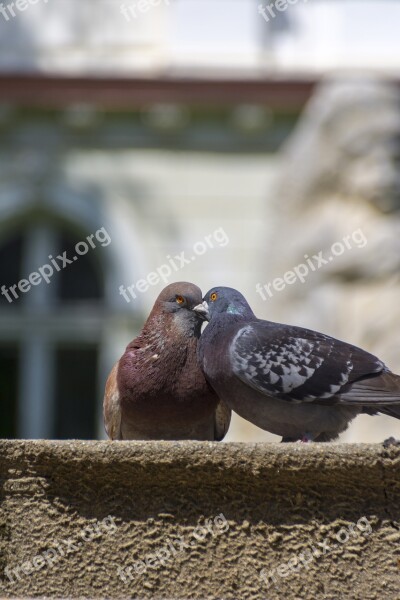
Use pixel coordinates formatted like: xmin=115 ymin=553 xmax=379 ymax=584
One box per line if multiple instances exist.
xmin=193 ymin=286 xmax=400 ymax=442
xmin=104 ymin=282 xmax=231 ymax=441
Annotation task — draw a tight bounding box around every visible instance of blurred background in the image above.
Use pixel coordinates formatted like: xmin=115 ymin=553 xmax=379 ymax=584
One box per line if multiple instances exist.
xmin=1 ymin=0 xmax=400 ymax=442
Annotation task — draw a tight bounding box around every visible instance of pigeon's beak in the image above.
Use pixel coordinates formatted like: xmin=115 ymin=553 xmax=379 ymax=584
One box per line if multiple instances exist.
xmin=192 ymin=301 xmax=210 ymax=321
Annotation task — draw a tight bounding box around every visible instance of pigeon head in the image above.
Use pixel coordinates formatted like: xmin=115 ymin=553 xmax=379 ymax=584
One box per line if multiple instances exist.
xmin=193 ymin=287 xmax=256 ymax=322
xmin=151 ymin=282 xmax=204 ymax=335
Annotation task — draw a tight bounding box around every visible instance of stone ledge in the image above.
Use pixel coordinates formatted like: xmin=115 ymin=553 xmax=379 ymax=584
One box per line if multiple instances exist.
xmin=0 ymin=440 xmax=399 ymax=599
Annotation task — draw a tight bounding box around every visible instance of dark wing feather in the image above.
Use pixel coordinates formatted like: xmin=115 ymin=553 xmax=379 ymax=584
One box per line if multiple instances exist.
xmin=229 ymin=320 xmax=399 ymax=406
xmin=214 ymin=400 xmax=232 ymax=441
xmin=340 ymin=371 xmax=400 ymax=405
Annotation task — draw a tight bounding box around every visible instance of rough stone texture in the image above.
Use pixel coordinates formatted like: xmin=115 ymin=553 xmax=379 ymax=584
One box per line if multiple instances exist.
xmin=0 ymin=440 xmax=400 ymax=599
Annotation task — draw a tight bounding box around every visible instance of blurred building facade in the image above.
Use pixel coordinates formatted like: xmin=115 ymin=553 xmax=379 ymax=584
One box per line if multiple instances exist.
xmin=1 ymin=0 xmax=400 ymax=442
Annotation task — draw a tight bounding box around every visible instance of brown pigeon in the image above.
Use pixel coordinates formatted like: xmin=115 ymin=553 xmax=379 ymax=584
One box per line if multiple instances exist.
xmin=103 ymin=282 xmax=231 ymax=440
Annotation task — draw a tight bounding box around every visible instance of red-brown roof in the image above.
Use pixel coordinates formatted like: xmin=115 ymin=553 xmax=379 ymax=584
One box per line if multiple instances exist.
xmin=0 ymin=74 xmax=316 ymax=110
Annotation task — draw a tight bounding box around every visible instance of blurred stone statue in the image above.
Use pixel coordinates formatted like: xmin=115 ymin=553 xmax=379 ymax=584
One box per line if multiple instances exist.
xmin=266 ymin=77 xmax=400 ymax=441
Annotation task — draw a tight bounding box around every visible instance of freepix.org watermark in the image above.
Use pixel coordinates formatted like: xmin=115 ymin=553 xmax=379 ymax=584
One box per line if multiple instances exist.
xmin=260 ymin=516 xmax=372 ymax=588
xmin=120 ymin=0 xmax=169 ymax=21
xmin=256 ymin=229 xmax=367 ymax=300
xmin=0 ymin=0 xmax=49 ymax=22
xmin=258 ymin=0 xmax=308 ymax=23
xmin=119 ymin=227 xmax=229 ymax=303
xmin=117 ymin=513 xmax=229 ymax=583
xmin=1 ymin=227 xmax=111 ymax=304
xmin=4 ymin=516 xmax=117 ymax=586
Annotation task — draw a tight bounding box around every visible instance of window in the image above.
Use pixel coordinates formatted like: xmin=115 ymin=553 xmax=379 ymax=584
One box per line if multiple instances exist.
xmin=0 ymin=344 xmax=19 ymax=438
xmin=0 ymin=219 xmax=105 ymax=439
xmin=0 ymin=233 xmax=24 ymax=308
xmin=57 ymin=233 xmax=103 ymax=302
xmin=54 ymin=345 xmax=99 ymax=439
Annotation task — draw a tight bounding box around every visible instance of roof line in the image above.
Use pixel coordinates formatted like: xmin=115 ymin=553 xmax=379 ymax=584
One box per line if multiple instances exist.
xmin=0 ymin=74 xmax=317 ymax=110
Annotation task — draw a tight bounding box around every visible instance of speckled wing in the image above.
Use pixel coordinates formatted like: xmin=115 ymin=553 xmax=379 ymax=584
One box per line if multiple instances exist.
xmin=229 ymin=321 xmax=393 ymax=405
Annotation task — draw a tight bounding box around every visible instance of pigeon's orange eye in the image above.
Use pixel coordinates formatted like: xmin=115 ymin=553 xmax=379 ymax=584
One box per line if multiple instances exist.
xmin=176 ymin=295 xmax=185 ymax=304
xmin=210 ymin=292 xmax=218 ymax=301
